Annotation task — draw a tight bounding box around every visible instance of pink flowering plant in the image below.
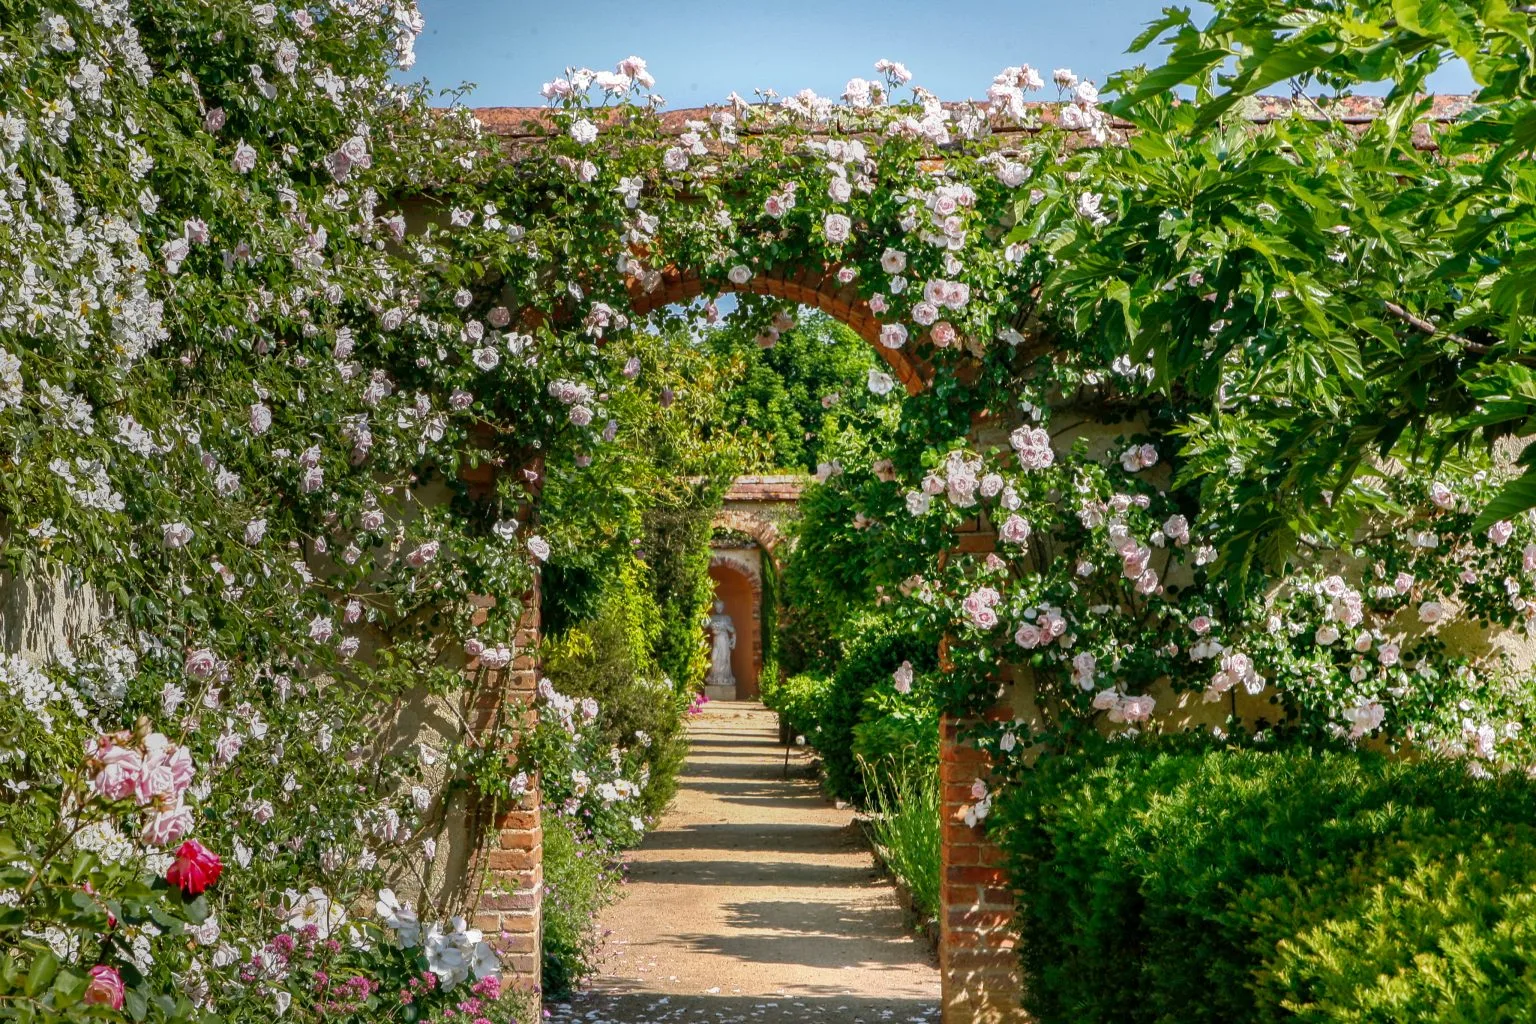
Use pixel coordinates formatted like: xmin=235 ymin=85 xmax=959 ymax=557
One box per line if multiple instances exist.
xmin=8 ymin=0 xmax=1536 ymax=1013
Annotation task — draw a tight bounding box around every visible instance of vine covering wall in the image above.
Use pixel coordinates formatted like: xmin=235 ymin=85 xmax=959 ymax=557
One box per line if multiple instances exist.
xmin=6 ymin=0 xmax=1536 ymax=1019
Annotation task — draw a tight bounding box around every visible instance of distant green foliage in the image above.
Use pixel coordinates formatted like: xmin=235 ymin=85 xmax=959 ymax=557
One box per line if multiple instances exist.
xmin=710 ymin=310 xmax=895 ymax=475
xmin=995 ymin=741 xmax=1536 ymax=1024
xmin=758 ymin=543 xmax=782 ymax=693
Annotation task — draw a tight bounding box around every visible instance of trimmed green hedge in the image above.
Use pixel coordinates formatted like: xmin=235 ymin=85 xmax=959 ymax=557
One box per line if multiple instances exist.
xmin=995 ymin=742 xmax=1536 ymax=1023
xmin=761 ymin=671 xmax=831 ymax=744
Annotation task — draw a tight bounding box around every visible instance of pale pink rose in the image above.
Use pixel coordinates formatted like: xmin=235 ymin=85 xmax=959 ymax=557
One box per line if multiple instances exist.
xmin=823 ymin=213 xmax=852 ymax=244
xmin=962 ymin=587 xmax=1002 ymax=630
xmin=1013 ymin=622 xmax=1042 ymax=649
xmin=1429 ymin=482 xmax=1455 ymax=509
xmin=1394 ymin=571 xmax=1415 ymax=593
xmin=1489 ymin=520 xmax=1515 ymax=547
xmin=1418 ymin=600 xmax=1445 ymax=624
xmin=89 ymin=737 xmax=144 ymax=803
xmin=999 ymin=514 xmax=1031 ymax=544
xmin=184 ymin=648 xmax=218 ymax=678
xmin=231 ymin=140 xmax=257 ymax=174
xmin=405 ymin=541 xmax=439 ymax=567
xmin=930 ymin=321 xmax=957 ymax=347
xmin=892 ymin=661 xmax=914 ymax=694
xmin=879 ymin=323 xmax=908 ymax=349
xmin=142 ymin=804 xmax=194 ymax=847
xmin=1378 ymin=642 xmax=1400 ymax=667
xmin=911 ymin=301 xmax=939 ymax=326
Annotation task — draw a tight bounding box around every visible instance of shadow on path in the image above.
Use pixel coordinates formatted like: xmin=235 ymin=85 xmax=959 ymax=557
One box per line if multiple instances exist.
xmin=550 ymin=701 xmax=939 ymax=1023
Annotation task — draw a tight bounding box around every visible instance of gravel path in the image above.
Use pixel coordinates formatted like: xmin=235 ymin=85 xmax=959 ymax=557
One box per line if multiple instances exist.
xmin=547 ymin=701 xmax=941 ymax=1024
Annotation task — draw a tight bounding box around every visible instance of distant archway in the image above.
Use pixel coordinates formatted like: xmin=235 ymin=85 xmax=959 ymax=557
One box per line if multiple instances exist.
xmin=707 ymin=549 xmax=762 ymax=699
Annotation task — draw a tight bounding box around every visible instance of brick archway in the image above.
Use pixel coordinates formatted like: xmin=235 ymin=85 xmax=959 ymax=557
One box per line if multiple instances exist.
xmin=628 ymin=265 xmax=929 ymax=396
xmin=468 ymin=108 xmax=1025 ymax=1023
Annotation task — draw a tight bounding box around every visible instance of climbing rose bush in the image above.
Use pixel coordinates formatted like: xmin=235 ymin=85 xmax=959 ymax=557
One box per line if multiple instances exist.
xmin=9 ymin=0 xmax=1536 ymax=1013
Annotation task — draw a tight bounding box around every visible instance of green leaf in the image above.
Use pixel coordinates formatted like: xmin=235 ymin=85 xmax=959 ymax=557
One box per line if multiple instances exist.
xmin=23 ymin=950 xmax=57 ymax=998
xmin=51 ymin=967 xmax=88 ymax=1009
xmin=1473 ymin=468 xmax=1536 ymax=531
xmin=181 ymin=893 xmax=209 ymax=925
xmin=1116 ymin=47 xmax=1230 ymax=112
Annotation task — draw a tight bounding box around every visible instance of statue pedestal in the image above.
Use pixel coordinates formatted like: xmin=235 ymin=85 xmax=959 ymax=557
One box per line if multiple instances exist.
xmin=704 ymin=683 xmax=737 ymax=702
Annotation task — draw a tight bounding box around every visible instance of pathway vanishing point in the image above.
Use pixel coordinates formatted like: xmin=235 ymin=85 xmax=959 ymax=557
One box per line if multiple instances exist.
xmin=547 ymin=701 xmax=942 ymax=1023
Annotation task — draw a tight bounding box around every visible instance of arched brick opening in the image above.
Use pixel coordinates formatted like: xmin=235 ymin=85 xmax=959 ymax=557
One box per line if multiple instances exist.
xmin=713 ymin=509 xmax=783 ymax=555
xmin=707 ymin=553 xmax=762 ymax=699
xmin=627 ymin=265 xmax=929 ymax=397
xmin=465 ymin=115 xmax=1026 ymax=1024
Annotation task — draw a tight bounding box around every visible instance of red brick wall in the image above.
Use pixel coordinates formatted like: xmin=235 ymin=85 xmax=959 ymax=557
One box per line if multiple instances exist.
xmin=464 ymin=583 xmax=544 ymax=985
xmin=937 ymin=519 xmax=1029 ymax=1022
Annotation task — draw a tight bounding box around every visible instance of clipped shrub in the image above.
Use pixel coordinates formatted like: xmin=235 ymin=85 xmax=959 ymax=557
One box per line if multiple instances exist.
xmin=761 ymin=672 xmax=832 ymax=744
xmin=994 ymin=741 xmax=1536 ymax=1024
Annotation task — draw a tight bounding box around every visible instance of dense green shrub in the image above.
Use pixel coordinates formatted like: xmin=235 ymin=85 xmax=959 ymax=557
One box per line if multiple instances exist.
xmin=539 ymin=813 xmax=624 ymax=999
xmin=852 ymin=677 xmax=940 ymax=781
xmin=541 ymin=560 xmax=691 ymax=820
xmin=818 ymin=609 xmax=939 ymax=801
xmin=995 ymin=741 xmax=1536 ymax=1024
xmin=760 ymin=672 xmax=832 ymax=744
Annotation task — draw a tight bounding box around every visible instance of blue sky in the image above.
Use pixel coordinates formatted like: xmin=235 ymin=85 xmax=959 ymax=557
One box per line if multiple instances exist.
xmin=408 ymin=0 xmax=1474 ymax=109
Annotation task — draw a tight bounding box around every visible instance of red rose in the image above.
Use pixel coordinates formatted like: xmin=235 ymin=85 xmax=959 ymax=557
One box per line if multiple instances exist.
xmin=83 ymin=965 xmax=125 ymax=1010
xmin=165 ymin=839 xmax=223 ymax=895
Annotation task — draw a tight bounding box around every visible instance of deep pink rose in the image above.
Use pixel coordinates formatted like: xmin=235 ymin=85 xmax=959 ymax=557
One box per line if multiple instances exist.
xmin=165 ymin=839 xmax=224 ymax=895
xmin=83 ymin=966 xmax=125 ymax=1010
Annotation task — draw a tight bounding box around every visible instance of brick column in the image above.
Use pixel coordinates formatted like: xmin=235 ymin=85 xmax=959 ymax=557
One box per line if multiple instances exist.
xmin=937 ymin=516 xmax=1029 ymax=1022
xmin=460 ymin=454 xmax=545 ymax=991
xmin=939 ymin=713 xmax=1027 ymax=1023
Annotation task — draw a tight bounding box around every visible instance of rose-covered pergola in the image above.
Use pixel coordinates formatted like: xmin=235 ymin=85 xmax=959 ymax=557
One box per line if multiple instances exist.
xmin=12 ymin=1 xmax=1536 ymax=1019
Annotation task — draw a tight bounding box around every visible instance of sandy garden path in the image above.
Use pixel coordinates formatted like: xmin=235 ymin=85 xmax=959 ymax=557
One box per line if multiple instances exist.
xmin=546 ymin=700 xmax=941 ymax=1024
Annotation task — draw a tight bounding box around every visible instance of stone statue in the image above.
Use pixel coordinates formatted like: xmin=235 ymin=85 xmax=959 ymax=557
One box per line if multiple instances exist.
xmin=705 ymin=599 xmax=737 ymax=688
